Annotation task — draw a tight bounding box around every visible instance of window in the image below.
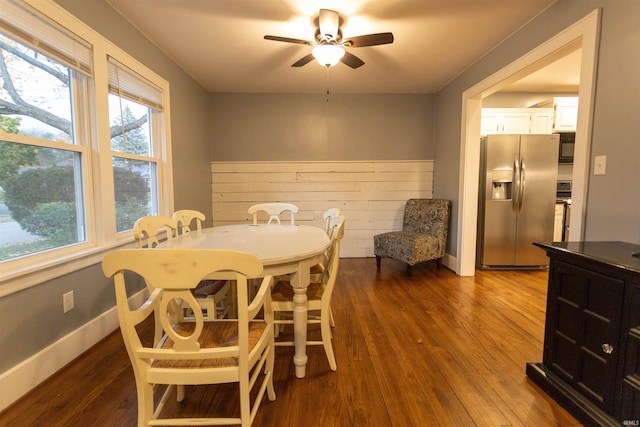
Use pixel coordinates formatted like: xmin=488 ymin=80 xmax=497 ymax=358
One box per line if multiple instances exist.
xmin=0 ymin=0 xmax=172 ymax=284
xmin=0 ymin=6 xmax=91 ymax=262
xmin=111 ymin=109 xmax=158 ymax=232
xmin=108 ymin=58 xmax=165 ymax=232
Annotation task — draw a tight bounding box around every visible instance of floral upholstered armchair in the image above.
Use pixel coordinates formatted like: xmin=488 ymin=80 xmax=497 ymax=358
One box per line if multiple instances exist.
xmin=374 ymin=199 xmax=452 ymax=276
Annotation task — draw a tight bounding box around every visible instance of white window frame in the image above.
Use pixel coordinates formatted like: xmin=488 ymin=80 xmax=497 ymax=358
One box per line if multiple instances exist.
xmin=108 ymin=56 xmax=167 ymax=233
xmin=0 ymin=0 xmax=173 ymax=296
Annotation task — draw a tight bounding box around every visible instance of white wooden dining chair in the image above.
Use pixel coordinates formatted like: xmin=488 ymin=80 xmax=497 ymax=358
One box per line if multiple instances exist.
xmin=172 ymin=209 xmax=205 ymax=235
xmin=102 ymin=248 xmax=276 ymax=427
xmin=314 ymin=209 xmax=343 ymax=326
xmin=312 ymin=208 xmax=342 ymax=279
xmin=248 ymin=203 xmax=298 ymax=225
xmin=133 ymin=215 xmax=179 ymax=346
xmin=323 ymin=207 xmax=341 ymax=237
xmin=133 ymin=215 xmax=178 ymax=248
xmin=134 ymin=214 xmax=231 ymax=323
xmin=171 ymin=209 xmax=234 ymax=320
xmin=274 ymin=207 xmax=342 ymax=313
xmin=270 ymin=214 xmax=345 ymax=371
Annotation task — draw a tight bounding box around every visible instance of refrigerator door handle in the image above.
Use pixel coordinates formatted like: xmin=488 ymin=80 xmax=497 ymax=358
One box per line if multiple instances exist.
xmin=519 ymin=157 xmax=526 ymax=213
xmin=513 ymin=157 xmax=520 ymax=213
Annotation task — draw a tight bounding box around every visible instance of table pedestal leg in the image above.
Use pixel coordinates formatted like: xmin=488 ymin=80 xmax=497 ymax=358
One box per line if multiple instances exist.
xmin=292 ymin=288 xmax=308 ymax=378
xmin=291 ymin=263 xmax=310 ymax=378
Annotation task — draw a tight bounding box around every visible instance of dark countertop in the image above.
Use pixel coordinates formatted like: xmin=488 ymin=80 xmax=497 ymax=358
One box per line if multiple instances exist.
xmin=534 ymin=241 xmax=640 ymax=274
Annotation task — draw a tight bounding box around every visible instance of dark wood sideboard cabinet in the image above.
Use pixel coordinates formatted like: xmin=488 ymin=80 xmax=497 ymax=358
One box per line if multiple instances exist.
xmin=527 ymin=241 xmax=640 ymax=426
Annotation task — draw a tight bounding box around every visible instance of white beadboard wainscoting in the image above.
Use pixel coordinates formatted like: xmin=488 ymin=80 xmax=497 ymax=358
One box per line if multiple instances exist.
xmin=211 ymin=161 xmax=434 ymax=258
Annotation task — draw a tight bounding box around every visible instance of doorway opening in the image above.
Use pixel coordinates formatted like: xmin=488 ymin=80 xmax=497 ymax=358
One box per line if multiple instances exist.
xmin=456 ymin=9 xmax=600 ymax=276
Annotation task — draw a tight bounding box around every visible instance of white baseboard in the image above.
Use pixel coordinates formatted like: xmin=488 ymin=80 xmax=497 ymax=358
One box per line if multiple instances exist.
xmin=0 ymin=289 xmax=147 ymax=412
xmin=443 ymin=252 xmax=458 ymax=274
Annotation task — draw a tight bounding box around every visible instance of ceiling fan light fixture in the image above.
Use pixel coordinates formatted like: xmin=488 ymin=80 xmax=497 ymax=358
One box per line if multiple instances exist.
xmin=312 ymin=44 xmax=345 ymax=67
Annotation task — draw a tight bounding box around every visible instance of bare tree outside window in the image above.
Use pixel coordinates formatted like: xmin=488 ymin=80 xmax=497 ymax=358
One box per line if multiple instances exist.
xmin=0 ymin=33 xmax=151 ymax=260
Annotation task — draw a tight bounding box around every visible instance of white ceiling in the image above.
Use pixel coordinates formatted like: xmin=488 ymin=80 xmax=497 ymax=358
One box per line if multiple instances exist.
xmin=106 ymin=0 xmax=579 ymax=94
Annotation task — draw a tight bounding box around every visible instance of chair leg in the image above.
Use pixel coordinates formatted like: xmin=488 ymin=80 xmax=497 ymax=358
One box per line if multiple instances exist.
xmin=436 ymin=258 xmax=442 ymax=270
xmin=406 ymin=264 xmax=413 ymax=276
xmin=273 ymin=312 xmax=282 ymax=337
xmin=139 ymin=382 xmax=154 ymax=426
xmin=376 ymin=256 xmax=381 ymax=269
xmin=329 ymin=306 xmax=335 ymax=328
xmin=321 ymin=310 xmax=337 ymax=371
xmin=266 ymin=345 xmax=276 ymax=401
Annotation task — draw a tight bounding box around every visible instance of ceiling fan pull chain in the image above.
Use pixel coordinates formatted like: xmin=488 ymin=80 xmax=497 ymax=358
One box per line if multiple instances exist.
xmin=325 ymin=66 xmax=331 ymax=102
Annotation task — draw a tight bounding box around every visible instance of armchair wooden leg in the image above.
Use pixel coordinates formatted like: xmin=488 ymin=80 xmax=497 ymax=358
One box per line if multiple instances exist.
xmin=376 ymin=256 xmax=381 ymax=269
xmin=406 ymin=264 xmax=413 ymax=276
xmin=436 ymin=258 xmax=442 ymax=270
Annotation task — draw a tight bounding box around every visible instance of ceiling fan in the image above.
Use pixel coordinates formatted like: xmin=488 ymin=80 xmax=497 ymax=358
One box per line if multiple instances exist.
xmin=264 ymin=8 xmax=394 ymax=69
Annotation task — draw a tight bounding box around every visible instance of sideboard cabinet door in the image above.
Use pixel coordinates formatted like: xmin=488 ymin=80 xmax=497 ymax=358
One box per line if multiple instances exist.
xmin=621 ymin=280 xmax=640 ymax=419
xmin=544 ymin=260 xmax=624 ymax=413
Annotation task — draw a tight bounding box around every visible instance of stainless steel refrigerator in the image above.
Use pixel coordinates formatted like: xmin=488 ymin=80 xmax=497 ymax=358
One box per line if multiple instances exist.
xmin=477 ymin=134 xmax=559 ymax=269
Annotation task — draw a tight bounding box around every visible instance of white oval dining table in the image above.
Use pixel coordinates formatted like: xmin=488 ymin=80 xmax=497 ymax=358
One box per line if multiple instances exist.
xmin=157 ymin=224 xmax=331 ymax=378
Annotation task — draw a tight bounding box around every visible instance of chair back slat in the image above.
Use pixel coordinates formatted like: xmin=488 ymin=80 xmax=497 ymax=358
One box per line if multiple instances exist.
xmin=323 ymin=208 xmax=341 ymax=237
xmin=248 ymin=203 xmax=298 ymax=225
xmin=133 ymin=216 xmax=178 ymax=248
xmin=172 ymin=209 xmax=205 ymax=235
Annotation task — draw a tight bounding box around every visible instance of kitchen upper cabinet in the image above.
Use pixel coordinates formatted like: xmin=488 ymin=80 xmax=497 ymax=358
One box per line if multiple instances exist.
xmin=552 ymin=97 xmax=579 ymax=132
xmin=534 ymin=97 xmax=579 ymax=132
xmin=481 ymin=109 xmax=530 ymax=134
xmin=481 ymin=108 xmax=553 ymax=135
xmin=530 ymin=110 xmax=554 ymax=134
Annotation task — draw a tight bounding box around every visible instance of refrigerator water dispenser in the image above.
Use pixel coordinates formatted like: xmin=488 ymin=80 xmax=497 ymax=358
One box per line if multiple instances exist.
xmin=491 ymin=169 xmax=512 ymax=200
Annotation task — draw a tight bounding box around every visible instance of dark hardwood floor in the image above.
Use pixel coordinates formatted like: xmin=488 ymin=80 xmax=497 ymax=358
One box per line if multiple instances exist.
xmin=0 ymin=258 xmax=581 ymax=426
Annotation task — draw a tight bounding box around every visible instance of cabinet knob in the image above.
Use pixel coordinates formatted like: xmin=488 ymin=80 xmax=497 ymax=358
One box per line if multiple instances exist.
xmin=602 ymin=343 xmax=614 ymax=354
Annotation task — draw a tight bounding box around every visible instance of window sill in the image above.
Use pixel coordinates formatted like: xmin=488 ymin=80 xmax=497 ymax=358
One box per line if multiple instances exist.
xmin=0 ymin=239 xmax=135 ymax=298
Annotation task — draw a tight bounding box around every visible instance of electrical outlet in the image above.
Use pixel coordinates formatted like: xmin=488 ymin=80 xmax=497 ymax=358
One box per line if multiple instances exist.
xmin=63 ymin=291 xmax=74 ymax=313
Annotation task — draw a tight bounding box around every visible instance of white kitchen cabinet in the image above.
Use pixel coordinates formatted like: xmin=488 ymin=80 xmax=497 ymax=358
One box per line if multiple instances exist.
xmin=481 ymin=108 xmax=554 ymax=135
xmin=533 ymin=97 xmax=579 ymax=132
xmin=552 ymin=97 xmax=579 ymax=132
xmin=481 ymin=109 xmax=530 ymax=134
xmin=480 ymin=110 xmax=502 ymax=135
xmin=530 ymin=111 xmax=554 ymax=134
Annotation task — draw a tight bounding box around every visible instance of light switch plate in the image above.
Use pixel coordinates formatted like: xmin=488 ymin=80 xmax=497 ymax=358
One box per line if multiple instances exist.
xmin=594 ymin=155 xmax=606 ymax=175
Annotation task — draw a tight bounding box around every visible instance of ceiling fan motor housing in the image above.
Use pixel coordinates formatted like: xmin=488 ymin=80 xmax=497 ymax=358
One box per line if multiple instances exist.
xmin=263 ymin=8 xmax=394 ymax=69
xmin=315 ymin=29 xmax=343 ymax=44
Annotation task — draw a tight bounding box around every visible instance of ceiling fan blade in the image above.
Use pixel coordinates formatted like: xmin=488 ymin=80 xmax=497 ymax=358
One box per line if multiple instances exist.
xmin=292 ymin=53 xmax=315 ymax=67
xmin=340 ymin=51 xmax=365 ymax=69
xmin=264 ymin=35 xmax=312 ymax=45
xmin=318 ymin=9 xmax=339 ymax=40
xmin=344 ymin=32 xmax=394 ymax=47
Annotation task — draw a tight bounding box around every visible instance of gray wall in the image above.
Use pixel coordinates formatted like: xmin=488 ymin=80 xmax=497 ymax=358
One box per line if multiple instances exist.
xmin=210 ymin=93 xmax=435 ymax=161
xmin=434 ymin=0 xmax=640 ymax=253
xmin=0 ymin=0 xmax=212 ymax=375
xmin=5 ymin=0 xmax=640 ymax=392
